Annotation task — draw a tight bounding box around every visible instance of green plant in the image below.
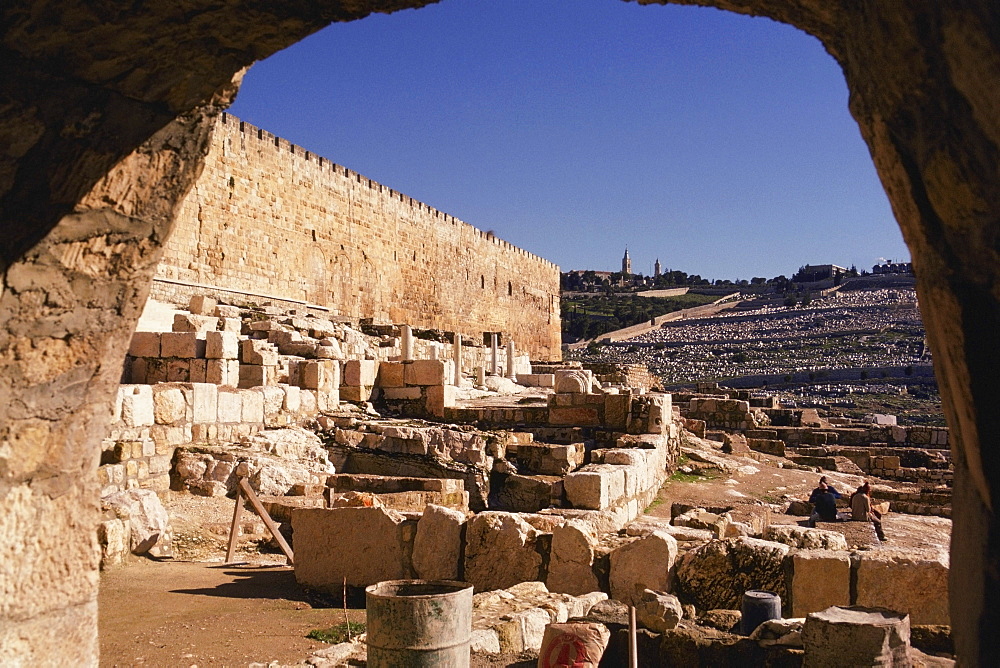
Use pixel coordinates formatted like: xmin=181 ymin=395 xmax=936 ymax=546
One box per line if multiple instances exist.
xmin=306 ymin=622 xmax=366 ymax=644
xmin=669 ymin=470 xmax=718 ymax=483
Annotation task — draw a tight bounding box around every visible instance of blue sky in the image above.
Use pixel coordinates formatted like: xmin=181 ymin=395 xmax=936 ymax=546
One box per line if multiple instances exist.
xmin=228 ymin=0 xmax=910 ymax=280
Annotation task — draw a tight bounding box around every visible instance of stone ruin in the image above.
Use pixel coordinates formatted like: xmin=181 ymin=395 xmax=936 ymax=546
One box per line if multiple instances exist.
xmin=92 ymin=294 xmax=955 ymax=663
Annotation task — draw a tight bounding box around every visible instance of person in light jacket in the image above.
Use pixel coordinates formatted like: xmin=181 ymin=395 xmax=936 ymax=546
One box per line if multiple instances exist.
xmin=851 ymin=481 xmax=887 ymax=542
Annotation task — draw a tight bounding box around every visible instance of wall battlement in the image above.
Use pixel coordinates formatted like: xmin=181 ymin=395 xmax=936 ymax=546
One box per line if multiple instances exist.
xmin=157 ymin=113 xmax=561 ymax=358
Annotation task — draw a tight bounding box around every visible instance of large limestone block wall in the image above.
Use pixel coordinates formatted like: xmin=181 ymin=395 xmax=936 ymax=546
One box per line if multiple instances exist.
xmin=156 ymin=114 xmax=562 ymax=359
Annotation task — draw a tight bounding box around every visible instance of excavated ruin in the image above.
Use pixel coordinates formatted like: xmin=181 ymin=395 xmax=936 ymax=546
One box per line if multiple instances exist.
xmin=2 ymin=0 xmax=999 ymax=664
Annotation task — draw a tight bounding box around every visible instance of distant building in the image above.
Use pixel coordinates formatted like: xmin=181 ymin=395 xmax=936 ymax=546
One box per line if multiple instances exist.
xmin=654 ymin=258 xmax=661 ymax=277
xmin=622 ymin=248 xmax=632 ymax=275
xmin=795 ymin=264 xmax=848 ymax=282
xmin=872 ymin=261 xmax=913 ymax=275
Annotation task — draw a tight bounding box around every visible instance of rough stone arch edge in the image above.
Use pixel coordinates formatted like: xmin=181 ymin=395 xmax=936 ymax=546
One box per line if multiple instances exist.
xmin=1 ymin=0 xmax=998 ymax=665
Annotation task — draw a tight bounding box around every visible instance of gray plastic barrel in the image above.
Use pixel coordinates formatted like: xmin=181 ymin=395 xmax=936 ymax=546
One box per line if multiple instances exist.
xmin=365 ymin=579 xmax=473 ymax=667
xmin=741 ymin=590 xmax=781 ymax=635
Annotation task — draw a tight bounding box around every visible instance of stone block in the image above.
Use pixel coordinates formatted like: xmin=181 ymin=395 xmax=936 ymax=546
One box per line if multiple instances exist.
xmin=801 ymin=606 xmax=911 ymax=668
xmin=166 ymin=359 xmax=190 ymax=382
xmin=854 ymin=549 xmax=949 ymax=625
xmin=239 ymin=364 xmax=277 ymax=388
xmin=412 ymin=504 xmax=467 ymax=581
xmin=674 ymin=509 xmax=729 ymax=539
xmin=518 ymin=373 xmax=555 ymax=388
xmin=376 ymin=361 xmax=405 ymax=388
xmin=641 ymin=394 xmax=672 ymax=435
xmin=300 ymin=359 xmax=339 ymax=391
xmin=148 ymin=455 xmax=172 ymax=475
xmin=748 ymin=438 xmax=786 ymax=457
xmin=675 ymin=538 xmax=790 ymax=612
xmin=261 ymin=386 xmax=284 ymax=416
xmin=763 ymin=525 xmax=848 ymax=550
xmin=340 ymin=385 xmax=373 ymax=402
xmin=344 ymin=359 xmax=378 ymax=387
xmin=152 ymin=385 xmax=186 ymax=425
xmin=316 ymin=388 xmax=339 ymax=412
xmin=609 ymin=531 xmax=678 ymax=606
xmin=249 ymin=319 xmax=280 ymax=332
xmin=160 ymin=332 xmax=203 ymax=359
xmin=188 ymin=295 xmax=218 ymax=315
xmin=205 ymin=359 xmax=239 ymax=386
xmin=150 ymin=425 xmax=192 ymax=452
xmin=405 ymin=359 xmax=447 ymax=386
xmin=127 ymin=357 xmax=148 ymax=384
xmin=603 ymin=393 xmax=631 ymax=430
xmin=292 ymin=507 xmax=411 ymax=590
xmin=283 ymin=385 xmax=301 ymax=412
xmin=636 ymin=589 xmax=683 ymax=633
xmin=191 ymin=383 xmax=218 ymax=423
xmin=98 ymin=518 xmax=131 ymax=570
xmin=426 ymin=384 xmax=456 ymax=418
xmin=564 ymin=465 xmax=625 ymax=510
xmin=172 ymin=313 xmax=217 ymax=333
xmin=791 ymin=550 xmax=851 ymax=617
xmin=548 ymin=407 xmax=601 ymax=426
xmin=600 ymin=448 xmax=646 ymax=466
xmin=216 ymin=390 xmax=243 ymax=423
xmin=219 ymin=316 xmax=242 ymax=332
xmin=464 ymin=512 xmax=543 ymax=592
xmin=516 ymin=442 xmax=585 ymax=476
xmin=494 ymin=474 xmax=561 ymax=514
xmin=382 ymin=386 xmax=423 ymax=400
xmin=240 ymin=389 xmax=265 ymax=423
xmin=547 ymin=521 xmax=600 ymax=596
xmin=240 ymin=339 xmax=278 ymax=365
xmin=119 ymin=385 xmax=154 ymax=427
xmin=189 ymin=359 xmax=207 ymax=383
xmin=128 ymin=332 xmax=160 ymax=358
xmin=300 ymin=390 xmax=318 ymax=414
xmin=205 ymin=331 xmax=239 ymax=359
xmin=102 ymin=489 xmax=173 ymax=557
xmin=722 ymin=433 xmax=751 ymax=455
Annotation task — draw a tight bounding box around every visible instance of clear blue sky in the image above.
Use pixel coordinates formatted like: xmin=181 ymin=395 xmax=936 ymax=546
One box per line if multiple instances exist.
xmin=227 ymin=0 xmax=911 ymax=281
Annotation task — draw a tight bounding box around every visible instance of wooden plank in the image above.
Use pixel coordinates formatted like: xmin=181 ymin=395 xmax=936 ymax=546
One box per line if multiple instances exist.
xmin=238 ymin=477 xmax=295 ymax=565
xmin=225 ymin=484 xmax=244 ymax=564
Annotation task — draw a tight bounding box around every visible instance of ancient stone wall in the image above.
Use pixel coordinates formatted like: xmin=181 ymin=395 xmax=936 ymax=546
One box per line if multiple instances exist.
xmin=155 ymin=114 xmax=562 ymax=359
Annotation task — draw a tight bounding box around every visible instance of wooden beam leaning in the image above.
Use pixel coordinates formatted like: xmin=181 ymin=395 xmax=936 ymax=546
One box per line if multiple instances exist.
xmin=224 ymin=469 xmax=295 ymax=565
xmin=224 ymin=482 xmax=245 ymax=563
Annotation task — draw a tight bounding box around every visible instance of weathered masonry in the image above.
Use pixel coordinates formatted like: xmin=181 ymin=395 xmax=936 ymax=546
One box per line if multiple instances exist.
xmin=155 ymin=114 xmax=562 ymax=360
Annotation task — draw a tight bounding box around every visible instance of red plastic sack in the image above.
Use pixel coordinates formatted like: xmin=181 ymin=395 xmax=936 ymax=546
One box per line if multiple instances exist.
xmin=537 ymin=622 xmax=611 ymax=668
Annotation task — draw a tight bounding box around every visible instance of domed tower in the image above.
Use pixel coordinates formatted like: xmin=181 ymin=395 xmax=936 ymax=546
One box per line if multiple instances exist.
xmin=622 ymin=247 xmax=632 ymax=275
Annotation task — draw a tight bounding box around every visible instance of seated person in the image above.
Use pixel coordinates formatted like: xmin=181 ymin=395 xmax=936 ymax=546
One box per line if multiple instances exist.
xmin=808 ymin=478 xmax=840 ymax=523
xmin=851 ymin=481 xmax=887 ymax=542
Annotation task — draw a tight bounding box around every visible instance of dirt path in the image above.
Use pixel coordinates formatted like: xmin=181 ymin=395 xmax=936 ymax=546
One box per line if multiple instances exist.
xmin=99 ymin=561 xmax=352 ymax=667
xmin=99 ymin=560 xmax=536 ymax=667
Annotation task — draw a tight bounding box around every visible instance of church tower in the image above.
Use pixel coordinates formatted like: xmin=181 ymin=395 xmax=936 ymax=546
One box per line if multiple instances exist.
xmin=654 ymin=258 xmax=661 ymax=277
xmin=622 ymin=248 xmax=632 ymax=275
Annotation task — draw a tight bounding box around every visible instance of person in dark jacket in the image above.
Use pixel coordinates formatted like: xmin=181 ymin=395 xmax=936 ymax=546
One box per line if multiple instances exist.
xmin=808 ymin=477 xmax=841 ymax=523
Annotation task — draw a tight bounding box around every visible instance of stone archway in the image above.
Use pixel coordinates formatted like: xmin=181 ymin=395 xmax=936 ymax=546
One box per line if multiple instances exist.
xmin=1 ymin=1 xmax=998 ymax=664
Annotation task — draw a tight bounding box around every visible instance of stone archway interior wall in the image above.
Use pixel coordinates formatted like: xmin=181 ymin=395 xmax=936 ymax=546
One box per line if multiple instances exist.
xmin=157 ymin=115 xmax=562 ymax=359
xmin=2 ymin=0 xmax=1000 ymax=664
